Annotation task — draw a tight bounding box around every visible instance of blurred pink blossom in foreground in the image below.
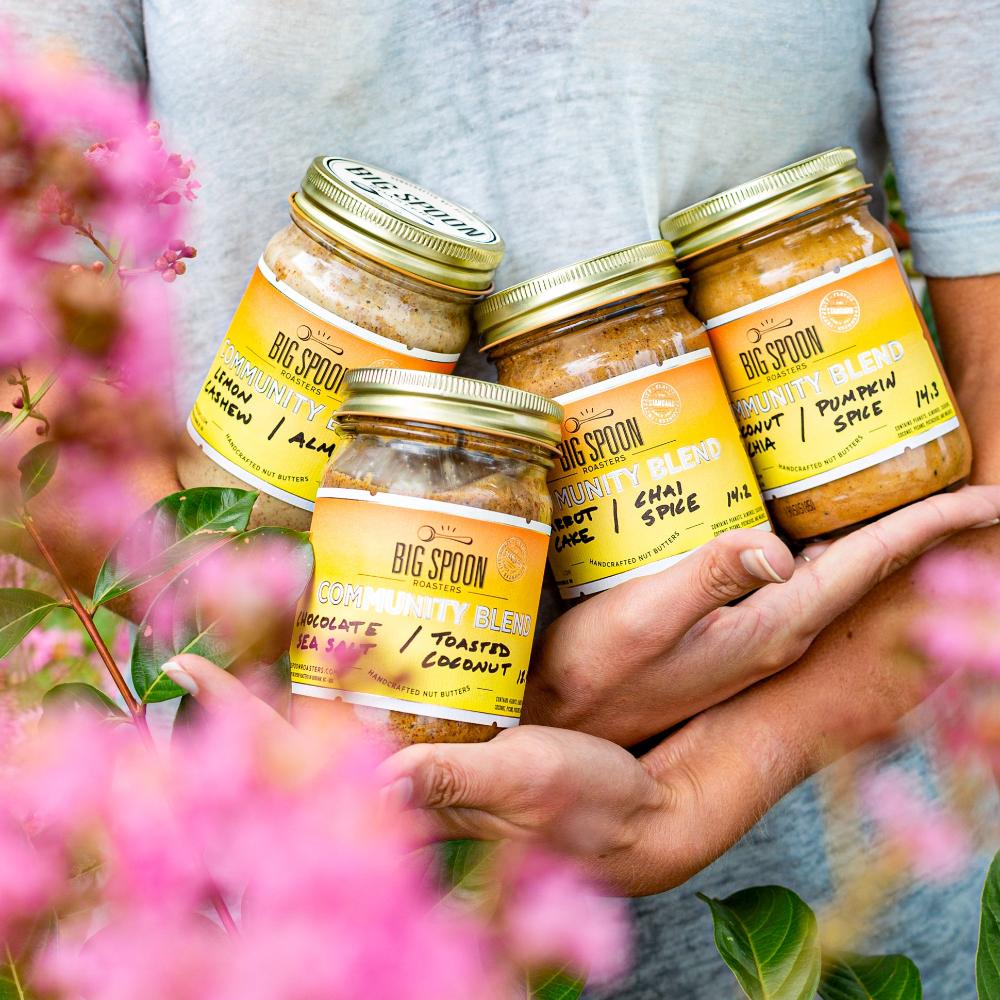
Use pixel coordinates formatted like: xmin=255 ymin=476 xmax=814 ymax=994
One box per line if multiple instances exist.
xmin=0 ymin=704 xmax=627 ymax=998
xmin=859 ymin=768 xmax=971 ymax=883
xmin=501 ymin=846 xmax=630 ymax=985
xmin=910 ymin=551 xmax=1000 ymax=773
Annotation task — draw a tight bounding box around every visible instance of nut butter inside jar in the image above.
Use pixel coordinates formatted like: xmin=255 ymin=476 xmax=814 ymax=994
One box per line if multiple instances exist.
xmin=289 ymin=367 xmax=560 ymax=748
xmin=178 ymin=156 xmax=504 ymax=531
xmin=661 ymin=147 xmax=971 ymax=541
xmin=477 ymin=240 xmax=770 ymax=601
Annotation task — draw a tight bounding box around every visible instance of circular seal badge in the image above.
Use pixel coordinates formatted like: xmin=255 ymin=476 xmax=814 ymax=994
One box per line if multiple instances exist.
xmin=496 ymin=537 xmax=528 ymax=582
xmin=819 ymin=289 xmax=861 ymax=333
xmin=640 ymin=382 xmax=681 ymax=426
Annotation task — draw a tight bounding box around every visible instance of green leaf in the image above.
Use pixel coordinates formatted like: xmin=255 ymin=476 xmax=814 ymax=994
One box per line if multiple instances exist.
xmin=820 ymin=954 xmax=921 ymax=1000
xmin=528 ymin=970 xmax=586 ymax=999
xmin=439 ymin=844 xmax=587 ymax=1000
xmin=92 ymin=486 xmax=258 ymax=607
xmin=979 ymin=851 xmax=1000 ymax=999
xmin=0 ymin=970 xmax=21 ymax=1000
xmin=42 ymin=682 xmax=126 ymax=722
xmin=2 ymin=943 xmax=29 ymax=1000
xmin=700 ymin=886 xmax=821 ymax=1000
xmin=438 ymin=839 xmax=499 ymax=905
xmin=0 ymin=412 xmax=12 ymax=427
xmin=17 ymin=441 xmax=58 ymax=502
xmin=0 ymin=588 xmax=62 ymax=657
xmin=131 ymin=527 xmax=312 ymax=703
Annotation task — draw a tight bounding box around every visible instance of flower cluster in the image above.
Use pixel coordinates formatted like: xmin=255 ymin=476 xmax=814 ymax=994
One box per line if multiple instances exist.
xmin=0 ymin=29 xmax=200 ymax=538
xmin=0 ymin=702 xmax=625 ymax=999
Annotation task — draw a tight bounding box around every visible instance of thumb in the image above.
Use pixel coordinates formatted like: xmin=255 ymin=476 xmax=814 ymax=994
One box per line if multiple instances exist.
xmin=162 ymin=654 xmax=286 ymax=728
xmin=607 ymin=527 xmax=794 ymax=642
xmin=379 ymin=737 xmax=510 ymax=813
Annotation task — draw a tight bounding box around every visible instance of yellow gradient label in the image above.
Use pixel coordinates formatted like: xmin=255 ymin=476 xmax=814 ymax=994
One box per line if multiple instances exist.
xmin=187 ymin=260 xmax=458 ymax=509
xmin=548 ymin=349 xmax=770 ymax=598
xmin=289 ymin=489 xmax=550 ymax=727
xmin=707 ymin=251 xmax=959 ymax=500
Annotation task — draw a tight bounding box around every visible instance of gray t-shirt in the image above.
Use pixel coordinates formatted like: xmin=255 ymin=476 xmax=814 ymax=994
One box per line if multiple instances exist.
xmin=13 ymin=3 xmax=1000 ymax=996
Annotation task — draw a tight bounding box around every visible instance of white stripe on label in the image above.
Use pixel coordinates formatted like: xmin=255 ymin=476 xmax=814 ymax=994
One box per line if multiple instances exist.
xmin=703 ymin=249 xmax=896 ymax=329
xmin=257 ymin=257 xmax=461 ymax=364
xmin=560 ymin=521 xmax=772 ymax=598
xmin=186 ymin=419 xmax=314 ymax=509
xmin=763 ymin=416 xmax=960 ymax=500
xmin=315 ymin=487 xmax=552 ymax=535
xmin=289 ymin=683 xmax=519 ymax=728
xmin=554 ymin=348 xmax=712 ymax=406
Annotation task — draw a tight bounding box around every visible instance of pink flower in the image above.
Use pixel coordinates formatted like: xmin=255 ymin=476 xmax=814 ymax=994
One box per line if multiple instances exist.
xmin=0 ymin=811 xmax=62 ymax=939
xmin=859 ymin=769 xmax=971 ymax=882
xmin=499 ymin=846 xmax=630 ymax=985
xmin=22 ymin=626 xmax=85 ymax=671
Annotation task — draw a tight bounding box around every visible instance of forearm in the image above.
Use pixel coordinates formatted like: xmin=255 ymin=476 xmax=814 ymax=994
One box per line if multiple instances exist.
xmin=715 ymin=274 xmax=1000 ymax=779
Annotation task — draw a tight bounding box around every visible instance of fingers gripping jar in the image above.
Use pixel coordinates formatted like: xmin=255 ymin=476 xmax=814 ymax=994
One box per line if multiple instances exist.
xmin=289 ymin=368 xmax=561 ymax=748
xmin=660 ymin=148 xmax=971 ymax=540
xmin=179 ymin=156 xmax=504 ymax=529
xmin=477 ymin=240 xmax=770 ymax=600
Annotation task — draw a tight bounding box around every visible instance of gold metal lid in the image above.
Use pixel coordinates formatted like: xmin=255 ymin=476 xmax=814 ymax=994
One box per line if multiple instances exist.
xmin=336 ymin=368 xmax=563 ymax=451
xmin=659 ymin=147 xmax=869 ymax=260
xmin=475 ymin=240 xmax=683 ymax=351
xmin=293 ymin=156 xmax=504 ymax=291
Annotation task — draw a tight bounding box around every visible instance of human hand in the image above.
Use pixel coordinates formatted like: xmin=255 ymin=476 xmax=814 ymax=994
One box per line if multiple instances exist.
xmin=159 ymin=654 xmax=675 ymax=895
xmin=524 ymin=484 xmax=1000 ymax=748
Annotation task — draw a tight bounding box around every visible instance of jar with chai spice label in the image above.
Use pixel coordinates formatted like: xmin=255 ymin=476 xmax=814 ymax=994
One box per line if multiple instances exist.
xmin=178 ymin=156 xmax=504 ymax=530
xmin=660 ymin=148 xmax=971 ymax=540
xmin=289 ymin=367 xmax=560 ymax=748
xmin=476 ymin=240 xmax=770 ymax=601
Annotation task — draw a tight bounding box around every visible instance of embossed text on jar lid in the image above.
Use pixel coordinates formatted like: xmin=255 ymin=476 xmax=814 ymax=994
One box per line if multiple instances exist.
xmin=336 ymin=368 xmax=563 ymax=450
xmin=293 ymin=156 xmax=505 ymax=291
xmin=659 ymin=147 xmax=869 ymax=260
xmin=475 ymin=240 xmax=683 ymax=351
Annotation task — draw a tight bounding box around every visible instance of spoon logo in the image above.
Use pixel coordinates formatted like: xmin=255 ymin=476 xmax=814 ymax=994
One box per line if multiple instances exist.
xmin=746 ymin=316 xmax=793 ymax=344
xmin=417 ymin=524 xmax=473 ymax=546
xmin=562 ymin=406 xmax=614 ymax=435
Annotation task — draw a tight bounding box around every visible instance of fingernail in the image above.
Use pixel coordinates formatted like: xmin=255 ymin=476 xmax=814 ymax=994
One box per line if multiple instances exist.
xmin=740 ymin=547 xmax=787 ymax=584
xmin=380 ymin=776 xmax=413 ymax=810
xmin=973 ymin=517 xmax=1000 ymax=529
xmin=162 ymin=661 xmax=198 ymax=696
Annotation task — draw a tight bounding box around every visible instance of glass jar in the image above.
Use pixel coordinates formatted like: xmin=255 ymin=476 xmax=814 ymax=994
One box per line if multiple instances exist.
xmin=178 ymin=156 xmax=504 ymax=530
xmin=477 ymin=240 xmax=770 ymax=600
xmin=289 ymin=367 xmax=560 ymax=748
xmin=661 ymin=148 xmax=971 ymax=541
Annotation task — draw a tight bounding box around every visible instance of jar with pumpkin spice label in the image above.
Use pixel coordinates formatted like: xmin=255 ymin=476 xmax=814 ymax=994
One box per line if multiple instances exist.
xmin=178 ymin=156 xmax=504 ymax=529
xmin=660 ymin=148 xmax=971 ymax=540
xmin=289 ymin=367 xmax=560 ymax=748
xmin=477 ymin=240 xmax=770 ymax=600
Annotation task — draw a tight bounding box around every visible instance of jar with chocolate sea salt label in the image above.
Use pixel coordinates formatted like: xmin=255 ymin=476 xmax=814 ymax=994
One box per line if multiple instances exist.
xmin=178 ymin=156 xmax=504 ymax=530
xmin=289 ymin=367 xmax=560 ymax=748
xmin=660 ymin=148 xmax=971 ymax=541
xmin=477 ymin=240 xmax=770 ymax=601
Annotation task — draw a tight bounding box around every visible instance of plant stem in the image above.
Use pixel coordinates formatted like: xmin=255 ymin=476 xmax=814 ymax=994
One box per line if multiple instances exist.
xmin=1 ymin=373 xmax=56 ymax=440
xmin=20 ymin=516 xmax=243 ymax=937
xmin=74 ymin=226 xmax=119 ymax=271
xmin=210 ymin=887 xmax=240 ymax=937
xmin=5 ymin=943 xmax=26 ymax=1000
xmin=20 ymin=514 xmax=149 ymax=740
